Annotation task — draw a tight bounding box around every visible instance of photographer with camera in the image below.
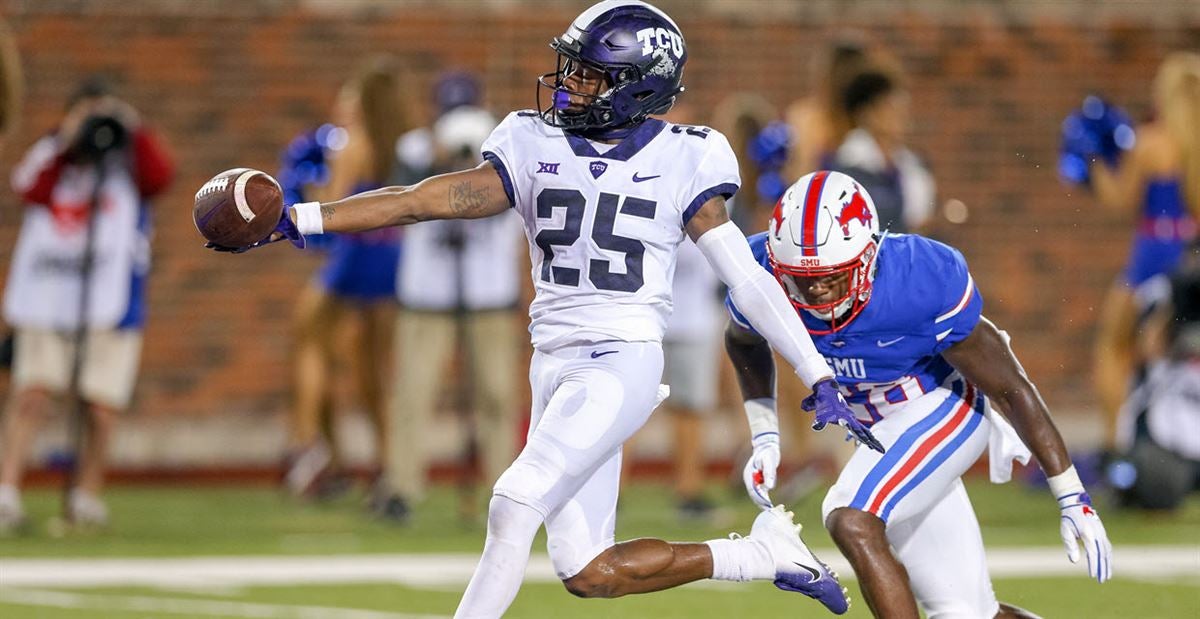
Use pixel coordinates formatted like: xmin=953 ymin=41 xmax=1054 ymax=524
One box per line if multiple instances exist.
xmin=0 ymin=77 xmax=173 ymax=533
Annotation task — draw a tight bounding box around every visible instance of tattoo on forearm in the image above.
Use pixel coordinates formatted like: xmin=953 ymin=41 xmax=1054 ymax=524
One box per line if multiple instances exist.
xmin=448 ymin=181 xmax=490 ymax=216
xmin=320 ymin=203 xmax=336 ymax=220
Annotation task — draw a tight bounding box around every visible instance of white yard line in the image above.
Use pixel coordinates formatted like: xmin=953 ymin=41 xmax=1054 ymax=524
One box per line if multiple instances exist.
xmin=0 ymin=588 xmax=449 ymax=619
xmin=1 ymin=546 xmax=1197 ymax=591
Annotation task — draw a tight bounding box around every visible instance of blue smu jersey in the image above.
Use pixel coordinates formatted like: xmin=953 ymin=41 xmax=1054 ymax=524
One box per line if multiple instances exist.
xmin=727 ymin=232 xmax=983 ymax=422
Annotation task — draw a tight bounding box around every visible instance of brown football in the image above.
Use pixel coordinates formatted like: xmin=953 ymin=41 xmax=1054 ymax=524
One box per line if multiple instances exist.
xmin=193 ymin=168 xmax=284 ymax=248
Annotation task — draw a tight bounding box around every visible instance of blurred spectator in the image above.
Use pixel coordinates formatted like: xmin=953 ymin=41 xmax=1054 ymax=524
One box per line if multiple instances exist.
xmin=0 ymin=16 xmax=23 ymax=372
xmin=0 ymin=16 xmax=22 ymax=154
xmin=829 ymin=67 xmax=936 ymax=234
xmin=1086 ymin=52 xmax=1200 ymax=448
xmin=709 ymin=95 xmax=776 ymax=232
xmin=782 ymin=38 xmax=870 ymax=181
xmin=283 ymin=57 xmax=410 ymax=501
xmin=0 ymin=77 xmax=174 ymax=531
xmin=379 ymin=73 xmax=522 ymax=523
xmin=1108 ymin=242 xmax=1200 ymax=510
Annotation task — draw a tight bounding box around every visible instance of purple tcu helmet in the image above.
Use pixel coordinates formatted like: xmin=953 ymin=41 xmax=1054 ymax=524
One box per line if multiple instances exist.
xmin=538 ymin=0 xmax=686 ymax=135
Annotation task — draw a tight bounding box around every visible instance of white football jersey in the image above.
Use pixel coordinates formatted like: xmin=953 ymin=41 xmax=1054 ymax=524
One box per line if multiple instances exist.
xmin=482 ymin=111 xmax=739 ymax=350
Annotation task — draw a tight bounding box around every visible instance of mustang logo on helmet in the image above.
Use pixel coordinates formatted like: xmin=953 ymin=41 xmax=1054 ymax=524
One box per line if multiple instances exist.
xmin=835 ymin=187 xmax=874 ymax=239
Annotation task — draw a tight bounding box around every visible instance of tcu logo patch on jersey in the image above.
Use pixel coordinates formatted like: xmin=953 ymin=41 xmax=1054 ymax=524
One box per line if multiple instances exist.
xmin=636 ymin=27 xmax=684 ymax=59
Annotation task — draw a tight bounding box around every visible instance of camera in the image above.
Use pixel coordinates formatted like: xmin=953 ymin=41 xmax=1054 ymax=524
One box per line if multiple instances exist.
xmin=69 ymin=113 xmax=129 ymax=162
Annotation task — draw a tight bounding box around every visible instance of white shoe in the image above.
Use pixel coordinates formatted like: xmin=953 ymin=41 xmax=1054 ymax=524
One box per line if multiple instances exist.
xmin=68 ymin=489 xmax=109 ymax=528
xmin=284 ymin=442 xmax=332 ymax=498
xmin=749 ymin=505 xmax=850 ymax=615
xmin=0 ymin=487 xmax=25 ymax=535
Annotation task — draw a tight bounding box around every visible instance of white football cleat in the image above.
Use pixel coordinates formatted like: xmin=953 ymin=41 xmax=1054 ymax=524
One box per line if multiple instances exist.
xmin=0 ymin=486 xmax=26 ymax=535
xmin=750 ymin=505 xmax=850 ymax=615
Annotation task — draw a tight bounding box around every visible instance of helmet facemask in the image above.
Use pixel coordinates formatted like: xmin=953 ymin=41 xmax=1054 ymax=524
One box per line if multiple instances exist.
xmin=769 ymin=239 xmax=879 ymax=334
xmin=538 ymin=51 xmax=618 ymax=131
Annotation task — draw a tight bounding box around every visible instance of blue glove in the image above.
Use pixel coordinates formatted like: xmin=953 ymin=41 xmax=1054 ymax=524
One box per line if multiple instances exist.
xmin=802 ymin=378 xmax=886 ymax=454
xmin=204 ymin=207 xmax=304 ymax=253
xmin=1059 ymin=96 xmax=1135 ymax=186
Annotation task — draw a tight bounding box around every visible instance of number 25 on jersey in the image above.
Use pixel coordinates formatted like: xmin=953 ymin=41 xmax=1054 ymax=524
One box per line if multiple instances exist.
xmin=535 ymin=188 xmax=656 ymax=294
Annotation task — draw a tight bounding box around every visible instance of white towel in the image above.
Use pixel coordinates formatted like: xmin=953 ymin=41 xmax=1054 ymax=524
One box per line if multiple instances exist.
xmin=986 ymin=406 xmax=1032 ymax=483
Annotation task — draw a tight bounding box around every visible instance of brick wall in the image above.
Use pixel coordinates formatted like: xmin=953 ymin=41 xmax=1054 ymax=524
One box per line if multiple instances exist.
xmin=0 ymin=0 xmax=1196 ymax=426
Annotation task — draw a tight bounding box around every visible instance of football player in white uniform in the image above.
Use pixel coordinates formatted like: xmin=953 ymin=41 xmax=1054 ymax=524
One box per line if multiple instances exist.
xmin=211 ymin=2 xmax=884 ymax=616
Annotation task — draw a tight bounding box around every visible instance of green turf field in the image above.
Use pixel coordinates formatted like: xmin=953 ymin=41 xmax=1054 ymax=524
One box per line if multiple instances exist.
xmin=1 ymin=480 xmax=1197 ymax=618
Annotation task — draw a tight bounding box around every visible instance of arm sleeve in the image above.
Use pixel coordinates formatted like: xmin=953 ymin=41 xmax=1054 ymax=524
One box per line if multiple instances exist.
xmin=725 ymin=293 xmax=758 ymax=334
xmin=931 ymin=245 xmax=984 ymax=354
xmin=480 ymin=111 xmax=524 ymax=210
xmin=697 ymin=221 xmax=832 ymax=387
xmin=681 ymin=128 xmax=740 ymax=226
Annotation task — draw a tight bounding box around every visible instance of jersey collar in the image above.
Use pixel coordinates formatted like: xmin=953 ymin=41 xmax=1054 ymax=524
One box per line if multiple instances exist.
xmin=563 ymin=119 xmax=666 ymax=161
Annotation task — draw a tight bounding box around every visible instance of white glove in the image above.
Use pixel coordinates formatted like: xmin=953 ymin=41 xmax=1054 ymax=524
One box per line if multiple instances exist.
xmin=1058 ymin=491 xmax=1113 ymax=582
xmin=1049 ymin=466 xmax=1113 ymax=583
xmin=742 ymin=432 xmax=780 ymax=509
xmin=741 ymin=399 xmax=780 ymax=509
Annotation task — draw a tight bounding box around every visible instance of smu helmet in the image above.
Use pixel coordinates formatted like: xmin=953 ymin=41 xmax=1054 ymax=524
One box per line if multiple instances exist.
xmin=768 ymin=171 xmax=882 ymax=333
xmin=538 ymin=0 xmax=686 ymax=136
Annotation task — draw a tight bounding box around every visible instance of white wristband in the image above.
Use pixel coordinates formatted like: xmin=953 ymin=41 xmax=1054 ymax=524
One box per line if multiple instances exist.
xmin=744 ymin=398 xmax=779 ymax=444
xmin=292 ymin=201 xmax=323 ymax=236
xmin=1047 ymin=465 xmax=1085 ymax=500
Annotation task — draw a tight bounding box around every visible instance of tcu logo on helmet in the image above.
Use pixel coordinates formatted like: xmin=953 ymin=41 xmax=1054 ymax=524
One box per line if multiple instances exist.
xmin=835 ymin=186 xmax=874 ymax=239
xmin=636 ymin=27 xmax=684 ymax=58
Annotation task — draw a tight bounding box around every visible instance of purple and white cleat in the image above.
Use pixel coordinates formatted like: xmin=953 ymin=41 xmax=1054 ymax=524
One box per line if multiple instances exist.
xmin=750 ymin=505 xmax=850 ymax=614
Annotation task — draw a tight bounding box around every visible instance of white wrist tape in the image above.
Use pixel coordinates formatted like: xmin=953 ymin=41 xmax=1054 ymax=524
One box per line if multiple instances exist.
xmin=744 ymin=398 xmax=779 ymax=444
xmin=293 ymin=201 xmax=323 ymax=236
xmin=1047 ymin=465 xmax=1085 ymax=501
xmin=695 ymin=221 xmax=833 ymax=386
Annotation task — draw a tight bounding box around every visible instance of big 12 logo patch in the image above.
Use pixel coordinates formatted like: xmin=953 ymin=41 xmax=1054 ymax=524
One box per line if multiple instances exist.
xmin=635 ymin=27 xmax=684 ymax=59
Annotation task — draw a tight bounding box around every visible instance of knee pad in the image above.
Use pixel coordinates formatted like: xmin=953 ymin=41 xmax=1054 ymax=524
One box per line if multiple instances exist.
xmin=493 ymin=438 xmax=568 ymax=517
xmin=485 ymin=494 xmax=544 ymax=545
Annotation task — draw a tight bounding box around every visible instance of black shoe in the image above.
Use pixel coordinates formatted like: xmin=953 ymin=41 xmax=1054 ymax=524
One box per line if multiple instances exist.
xmin=676 ymin=496 xmax=716 ymax=521
xmin=313 ymin=471 xmax=355 ymax=503
xmin=372 ymin=494 xmax=411 ymax=524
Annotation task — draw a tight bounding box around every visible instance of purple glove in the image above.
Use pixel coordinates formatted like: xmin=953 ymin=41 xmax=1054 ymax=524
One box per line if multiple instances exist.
xmin=205 ymin=207 xmax=305 ymax=253
xmin=802 ymin=378 xmax=885 ymax=454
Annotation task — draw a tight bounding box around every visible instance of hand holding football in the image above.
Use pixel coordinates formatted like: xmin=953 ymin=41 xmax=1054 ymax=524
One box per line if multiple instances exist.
xmin=193 ymin=168 xmax=284 ymax=249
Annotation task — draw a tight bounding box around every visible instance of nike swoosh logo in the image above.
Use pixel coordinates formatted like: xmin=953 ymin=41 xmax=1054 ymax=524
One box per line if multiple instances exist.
xmin=793 ymin=561 xmax=822 ymax=582
xmin=877 ymin=337 xmax=905 ymax=347
xmin=590 ymin=350 xmax=619 ymax=358
xmin=632 ymin=173 xmax=661 ymax=183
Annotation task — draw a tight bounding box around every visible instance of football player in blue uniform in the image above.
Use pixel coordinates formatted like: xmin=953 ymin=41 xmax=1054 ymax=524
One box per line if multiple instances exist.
xmin=209 ymin=2 xmax=883 ymax=617
xmin=726 ymin=171 xmax=1113 ymax=618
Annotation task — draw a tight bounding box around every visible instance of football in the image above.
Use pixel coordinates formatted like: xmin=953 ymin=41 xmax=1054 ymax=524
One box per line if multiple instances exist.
xmin=193 ymin=168 xmax=284 ymax=248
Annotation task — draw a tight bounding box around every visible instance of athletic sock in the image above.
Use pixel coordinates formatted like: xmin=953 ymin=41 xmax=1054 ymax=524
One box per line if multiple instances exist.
xmin=0 ymin=484 xmax=20 ymax=510
xmin=454 ymin=494 xmax=544 ymax=618
xmin=705 ymin=536 xmax=775 ymax=582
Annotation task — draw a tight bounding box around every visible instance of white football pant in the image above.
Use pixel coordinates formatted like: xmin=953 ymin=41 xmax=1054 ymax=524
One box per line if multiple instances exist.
xmin=822 ymin=379 xmax=1000 ymax=618
xmin=493 ymin=340 xmax=666 ymax=578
